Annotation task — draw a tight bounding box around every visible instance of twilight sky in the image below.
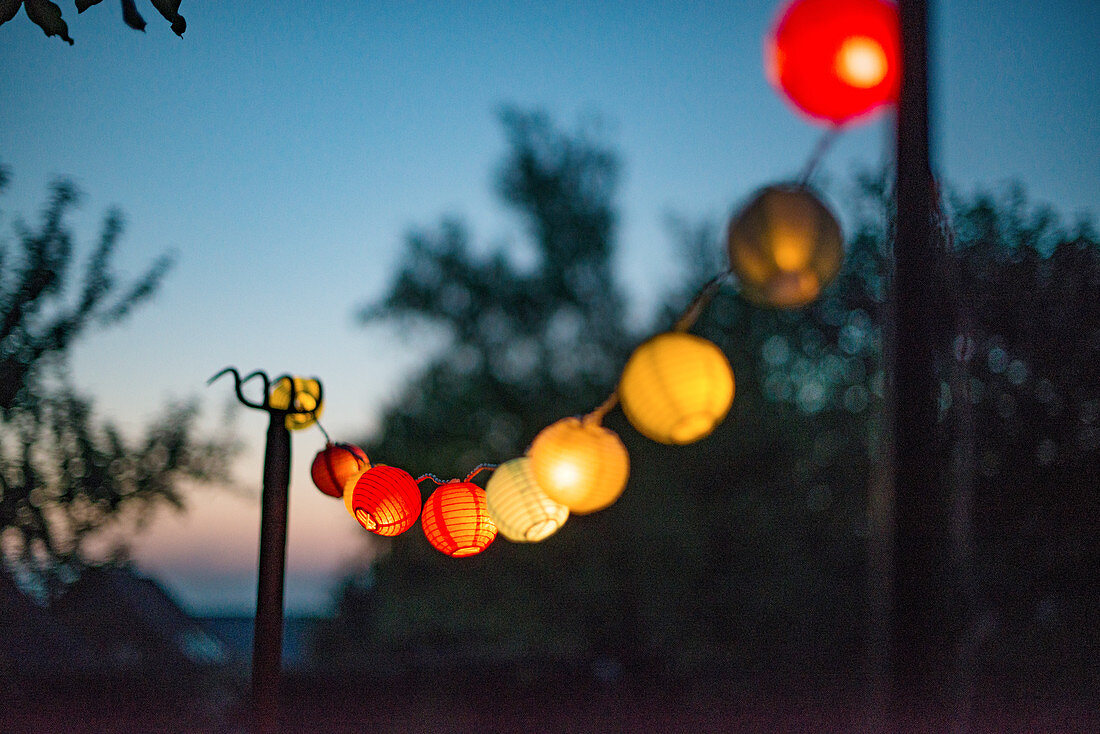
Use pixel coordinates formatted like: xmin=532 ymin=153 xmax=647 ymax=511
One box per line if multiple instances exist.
xmin=2 ymin=1 xmax=1097 ymax=614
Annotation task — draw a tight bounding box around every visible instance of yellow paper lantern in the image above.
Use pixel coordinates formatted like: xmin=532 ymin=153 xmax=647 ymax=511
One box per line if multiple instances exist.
xmin=269 ymin=376 xmax=324 ymax=430
xmin=486 ymin=457 xmax=569 ymax=542
xmin=618 ymin=332 xmax=735 ymax=445
xmin=528 ymin=416 xmax=629 ymax=515
xmin=726 ymin=185 xmax=843 ymax=308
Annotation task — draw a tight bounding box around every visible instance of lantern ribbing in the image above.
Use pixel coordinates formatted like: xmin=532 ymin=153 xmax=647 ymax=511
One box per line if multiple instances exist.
xmin=351 ymin=465 xmax=422 ymax=536
xmin=486 ymin=457 xmax=569 ymax=542
xmin=421 ymin=482 xmax=497 ymax=557
xmin=619 ymin=332 xmax=736 ymax=445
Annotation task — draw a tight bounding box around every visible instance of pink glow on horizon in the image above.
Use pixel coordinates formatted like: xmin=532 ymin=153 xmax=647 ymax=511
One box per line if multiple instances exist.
xmin=131 ymin=453 xmax=381 ymax=615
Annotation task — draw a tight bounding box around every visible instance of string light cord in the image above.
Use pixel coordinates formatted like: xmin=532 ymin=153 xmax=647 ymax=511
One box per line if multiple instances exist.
xmin=586 ymin=391 xmax=619 ymax=425
xmin=416 ymin=463 xmax=499 ymax=487
xmin=798 ymin=124 xmax=844 ymax=187
xmin=317 ymin=267 xmax=733 ymax=485
xmin=314 ymin=419 xmax=333 ymax=444
xmin=312 ymin=135 xmax=825 ymax=490
xmin=587 ymin=268 xmax=733 ymax=425
xmin=464 ymin=463 xmax=498 ymax=482
xmin=673 ymin=269 xmax=733 ymax=332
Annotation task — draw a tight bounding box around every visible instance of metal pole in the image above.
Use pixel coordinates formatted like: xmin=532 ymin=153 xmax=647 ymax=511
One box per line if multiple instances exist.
xmin=207 ymin=369 xmax=320 ymax=734
xmin=252 ymin=415 xmax=291 ymax=733
xmin=893 ymin=0 xmax=952 ymax=718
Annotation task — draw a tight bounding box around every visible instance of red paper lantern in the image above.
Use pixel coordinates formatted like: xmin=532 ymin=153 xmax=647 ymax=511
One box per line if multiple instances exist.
xmin=766 ymin=0 xmax=900 ymax=124
xmin=350 ymin=465 xmax=422 ymax=537
xmin=310 ymin=443 xmax=370 ymax=498
xmin=421 ymin=481 xmax=497 ymax=557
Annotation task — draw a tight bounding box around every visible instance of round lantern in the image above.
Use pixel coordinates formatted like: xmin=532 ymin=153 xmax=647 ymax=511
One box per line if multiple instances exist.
xmin=350 ymin=465 xmax=422 ymax=537
xmin=485 ymin=457 xmax=569 ymax=542
xmin=528 ymin=416 xmax=629 ymax=515
xmin=342 ymin=482 xmax=357 ymax=517
xmin=269 ymin=376 xmax=323 ymax=430
xmin=766 ymin=0 xmax=900 ymax=124
xmin=421 ymin=481 xmax=497 ymax=557
xmin=726 ymin=184 xmax=843 ymax=308
xmin=618 ymin=332 xmax=735 ymax=445
xmin=310 ymin=443 xmax=370 ymax=499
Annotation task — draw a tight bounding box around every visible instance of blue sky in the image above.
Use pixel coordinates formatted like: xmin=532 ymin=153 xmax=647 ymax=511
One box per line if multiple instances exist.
xmin=2 ymin=0 xmax=1098 ymax=613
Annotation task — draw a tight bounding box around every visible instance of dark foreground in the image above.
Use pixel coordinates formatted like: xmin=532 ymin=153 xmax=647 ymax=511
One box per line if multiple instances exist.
xmin=2 ymin=674 xmax=1097 ymax=733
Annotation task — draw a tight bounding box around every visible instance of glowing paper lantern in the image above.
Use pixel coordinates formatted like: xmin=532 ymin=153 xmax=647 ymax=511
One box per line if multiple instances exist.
xmin=269 ymin=376 xmax=323 ymax=430
xmin=342 ymin=483 xmax=357 ymax=517
xmin=485 ymin=457 xmax=569 ymax=542
xmin=421 ymin=482 xmax=497 ymax=557
xmin=350 ymin=465 xmax=422 ymax=537
xmin=528 ymin=417 xmax=629 ymax=514
xmin=310 ymin=443 xmax=370 ymax=499
xmin=726 ymin=185 xmax=843 ymax=308
xmin=766 ymin=0 xmax=900 ymax=124
xmin=619 ymin=333 xmax=735 ymax=445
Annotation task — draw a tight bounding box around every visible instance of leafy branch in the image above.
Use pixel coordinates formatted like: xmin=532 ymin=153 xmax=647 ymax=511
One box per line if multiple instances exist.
xmin=0 ymin=0 xmax=185 ymax=45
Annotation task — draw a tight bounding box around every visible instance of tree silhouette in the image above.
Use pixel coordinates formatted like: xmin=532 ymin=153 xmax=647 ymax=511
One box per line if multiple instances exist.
xmin=314 ymin=113 xmax=1098 ymax=698
xmin=0 ymin=165 xmax=233 ymax=595
xmin=314 ymin=109 xmax=640 ymax=678
xmin=353 ymin=109 xmax=632 ymax=476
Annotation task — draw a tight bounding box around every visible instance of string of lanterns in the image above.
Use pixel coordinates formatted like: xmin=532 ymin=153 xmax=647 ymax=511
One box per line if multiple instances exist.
xmin=295 ymin=0 xmax=899 ymax=558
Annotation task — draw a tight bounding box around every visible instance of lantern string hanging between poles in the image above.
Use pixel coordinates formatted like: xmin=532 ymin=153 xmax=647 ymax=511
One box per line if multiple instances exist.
xmin=309 ymin=0 xmax=894 ymax=542
xmin=314 ymin=102 xmax=846 ymax=507
xmin=305 ymin=96 xmax=848 ymax=506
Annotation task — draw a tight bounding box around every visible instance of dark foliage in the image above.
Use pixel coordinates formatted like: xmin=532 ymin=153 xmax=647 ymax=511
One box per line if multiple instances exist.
xmin=0 ymin=0 xmax=184 ymax=45
xmin=0 ymin=167 xmax=235 ymax=594
xmin=314 ymin=114 xmax=1098 ymax=700
xmin=943 ymin=190 xmax=1099 ymax=692
xmin=351 ymin=109 xmax=633 ymax=475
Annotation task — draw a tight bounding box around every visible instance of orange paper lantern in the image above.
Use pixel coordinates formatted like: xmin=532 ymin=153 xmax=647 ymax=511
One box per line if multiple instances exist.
xmin=342 ymin=482 xmax=357 ymax=517
xmin=766 ymin=0 xmax=900 ymax=124
xmin=310 ymin=443 xmax=370 ymax=498
xmin=421 ymin=482 xmax=497 ymax=557
xmin=528 ymin=416 xmax=629 ymax=514
xmin=726 ymin=184 xmax=843 ymax=308
xmin=350 ymin=465 xmax=422 ymax=537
